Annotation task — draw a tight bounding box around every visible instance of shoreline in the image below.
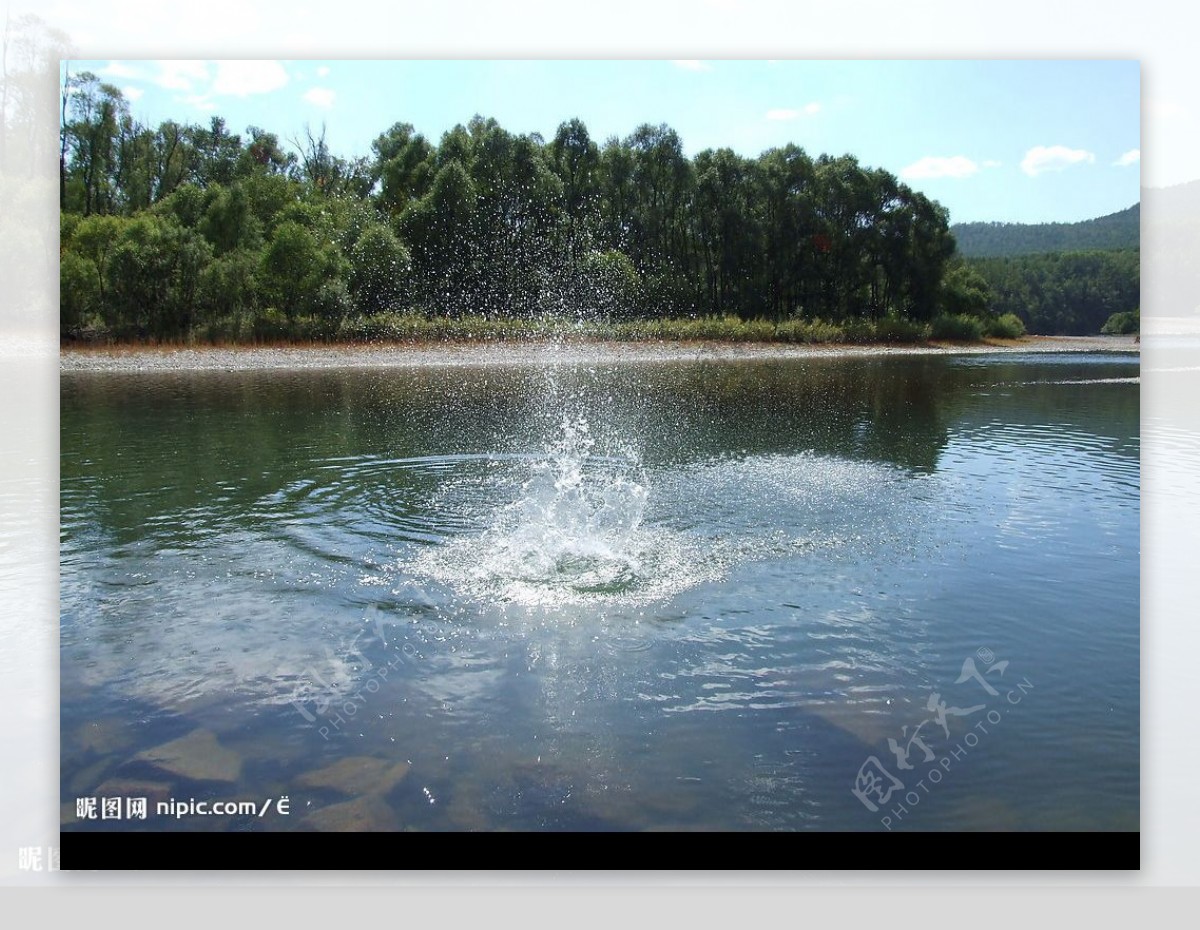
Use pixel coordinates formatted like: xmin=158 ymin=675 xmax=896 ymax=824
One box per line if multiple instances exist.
xmin=59 ymin=335 xmax=1139 ymax=373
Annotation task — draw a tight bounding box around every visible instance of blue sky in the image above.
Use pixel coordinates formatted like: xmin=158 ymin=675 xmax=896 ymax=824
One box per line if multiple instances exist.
xmin=68 ymin=59 xmax=1140 ymax=224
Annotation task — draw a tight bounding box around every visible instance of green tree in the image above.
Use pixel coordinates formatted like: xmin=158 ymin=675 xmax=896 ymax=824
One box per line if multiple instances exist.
xmin=65 ymin=213 xmax=123 ymax=315
xmin=549 ymin=118 xmax=600 ymax=256
xmin=372 ymin=122 xmax=436 ymax=214
xmin=61 ymin=72 xmax=128 ymax=215
xmin=579 ymin=249 xmax=641 ymax=320
xmin=199 ymin=182 xmax=262 ymax=255
xmin=261 ymin=220 xmax=323 ymax=317
xmin=401 ymin=159 xmax=478 ymax=314
xmin=348 ymin=223 xmax=411 ymax=314
xmin=939 ymin=260 xmax=992 ymax=317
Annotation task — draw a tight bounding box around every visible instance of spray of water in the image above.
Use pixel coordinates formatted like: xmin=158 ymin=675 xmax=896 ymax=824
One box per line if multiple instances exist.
xmin=477 ymin=414 xmax=649 ymax=595
xmin=405 ymin=407 xmax=699 ymax=608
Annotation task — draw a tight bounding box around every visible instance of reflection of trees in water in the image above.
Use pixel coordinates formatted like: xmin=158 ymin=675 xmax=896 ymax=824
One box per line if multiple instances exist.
xmin=62 ymin=357 xmax=1139 ymax=543
xmin=626 ymin=357 xmax=954 ymax=473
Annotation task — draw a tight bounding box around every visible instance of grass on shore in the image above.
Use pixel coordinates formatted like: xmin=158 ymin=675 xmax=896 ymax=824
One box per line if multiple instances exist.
xmin=66 ymin=311 xmax=1027 ymax=348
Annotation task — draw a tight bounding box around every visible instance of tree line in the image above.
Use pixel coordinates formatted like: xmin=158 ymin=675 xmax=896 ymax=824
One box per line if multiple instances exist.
xmin=966 ymin=251 xmax=1139 ymax=335
xmin=58 ymin=72 xmax=1127 ymax=342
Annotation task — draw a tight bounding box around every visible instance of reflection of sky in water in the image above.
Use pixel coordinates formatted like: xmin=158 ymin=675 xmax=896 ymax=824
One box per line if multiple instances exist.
xmin=60 ymin=354 xmax=1140 ymax=831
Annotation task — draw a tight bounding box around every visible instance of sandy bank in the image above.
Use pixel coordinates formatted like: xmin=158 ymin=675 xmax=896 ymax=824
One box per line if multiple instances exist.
xmin=60 ymin=335 xmax=1139 ymax=373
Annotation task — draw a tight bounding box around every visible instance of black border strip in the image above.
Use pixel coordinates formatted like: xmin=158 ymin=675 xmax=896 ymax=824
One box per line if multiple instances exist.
xmin=61 ymin=830 xmax=1139 ymax=871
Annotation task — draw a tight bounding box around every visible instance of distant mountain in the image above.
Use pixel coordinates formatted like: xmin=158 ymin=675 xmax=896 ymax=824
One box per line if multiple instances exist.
xmin=952 ymin=204 xmax=1140 ymax=257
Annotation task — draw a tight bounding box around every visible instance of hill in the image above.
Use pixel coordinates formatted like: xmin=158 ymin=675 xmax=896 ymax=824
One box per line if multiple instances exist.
xmin=952 ymin=204 xmax=1140 ymax=257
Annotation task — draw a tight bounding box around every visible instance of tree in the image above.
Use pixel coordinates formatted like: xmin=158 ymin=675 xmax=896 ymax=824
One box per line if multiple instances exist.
xmin=579 ymin=249 xmax=641 ymax=321
xmin=939 ymin=260 xmax=992 ymax=317
xmin=348 ymin=223 xmax=411 ymax=315
xmin=261 ymin=220 xmax=324 ymax=317
xmin=694 ymin=148 xmax=758 ymax=317
xmin=401 ymin=159 xmax=479 ymax=314
xmin=199 ymin=182 xmax=261 ymax=255
xmin=105 ymin=214 xmax=213 ymax=336
xmin=62 ymin=72 xmax=129 ymax=215
xmin=374 ymin=124 xmax=436 ymax=215
xmin=65 ymin=213 xmax=123 ymax=314
xmin=190 ymin=116 xmax=242 ymax=187
xmin=549 ymin=118 xmax=600 ymax=256
xmin=239 ymin=125 xmax=294 ymax=177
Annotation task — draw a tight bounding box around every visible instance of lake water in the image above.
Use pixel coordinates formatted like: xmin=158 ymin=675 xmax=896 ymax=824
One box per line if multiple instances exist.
xmin=60 ymin=351 xmax=1139 ymax=832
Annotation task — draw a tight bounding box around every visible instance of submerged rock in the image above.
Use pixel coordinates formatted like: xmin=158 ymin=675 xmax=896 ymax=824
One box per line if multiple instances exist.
xmin=295 ymin=756 xmax=411 ymax=797
xmin=67 ymin=756 xmax=118 ymax=796
xmin=94 ymin=777 xmax=174 ymax=807
xmin=299 ymin=795 xmax=399 ymax=832
xmin=133 ymin=729 xmax=242 ymax=784
xmin=75 ymin=718 xmax=135 ymax=755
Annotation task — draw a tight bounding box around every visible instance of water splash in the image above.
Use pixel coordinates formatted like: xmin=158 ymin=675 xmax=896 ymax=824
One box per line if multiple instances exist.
xmin=482 ymin=415 xmax=649 ymax=594
xmin=400 ymin=413 xmax=920 ymax=611
xmin=409 ymin=414 xmax=675 ymax=607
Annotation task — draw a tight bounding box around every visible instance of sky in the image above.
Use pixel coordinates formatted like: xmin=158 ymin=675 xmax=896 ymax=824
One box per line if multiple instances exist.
xmin=65 ymin=59 xmax=1140 ymax=225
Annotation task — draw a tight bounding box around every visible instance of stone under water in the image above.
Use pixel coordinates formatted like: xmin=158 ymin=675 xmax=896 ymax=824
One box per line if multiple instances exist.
xmin=296 ymin=756 xmax=412 ymax=797
xmin=75 ymin=717 xmax=135 ymax=755
xmin=132 ymin=729 xmax=242 ymax=784
xmin=299 ymin=795 xmax=400 ymax=832
xmin=94 ymin=777 xmax=174 ymax=807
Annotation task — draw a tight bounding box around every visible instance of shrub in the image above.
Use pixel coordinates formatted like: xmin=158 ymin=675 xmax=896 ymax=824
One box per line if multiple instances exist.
xmin=873 ymin=317 xmax=930 ymax=344
xmin=1100 ymin=309 xmax=1139 ymax=335
xmin=983 ymin=312 xmax=1027 ymax=339
xmin=930 ymin=313 xmax=984 ymax=341
xmin=310 ymin=279 xmax=354 ymax=324
xmin=251 ymin=308 xmax=292 ymax=342
xmin=775 ymin=318 xmax=844 ymax=343
xmin=60 ymin=251 xmax=100 ymax=332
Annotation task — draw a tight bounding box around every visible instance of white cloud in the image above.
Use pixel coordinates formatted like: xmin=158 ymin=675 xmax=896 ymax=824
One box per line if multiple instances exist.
xmin=1113 ymin=148 xmax=1141 ymax=167
xmin=212 ymin=60 xmax=289 ymax=96
xmin=153 ymin=60 xmax=209 ymax=92
xmin=183 ymin=94 xmax=217 ymax=112
xmin=122 ymin=86 xmax=144 ymax=101
xmin=672 ymin=60 xmax=711 ymax=72
xmin=1020 ymin=144 xmax=1095 ymax=177
xmin=147 ymin=59 xmax=289 ymax=99
xmin=900 ymin=155 xmax=980 ymax=180
xmin=766 ymin=102 xmax=819 ymax=121
xmin=100 ymin=61 xmax=143 ymax=80
xmin=303 ymin=87 xmax=336 ymax=108
xmin=316 ymin=66 xmax=331 ymax=78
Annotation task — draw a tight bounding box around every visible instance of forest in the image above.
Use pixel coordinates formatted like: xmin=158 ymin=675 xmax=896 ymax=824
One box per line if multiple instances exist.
xmin=951 ymin=205 xmax=1139 ymax=258
xmin=967 ymin=250 xmax=1140 ymax=335
xmin=57 ymin=72 xmax=1134 ymax=343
